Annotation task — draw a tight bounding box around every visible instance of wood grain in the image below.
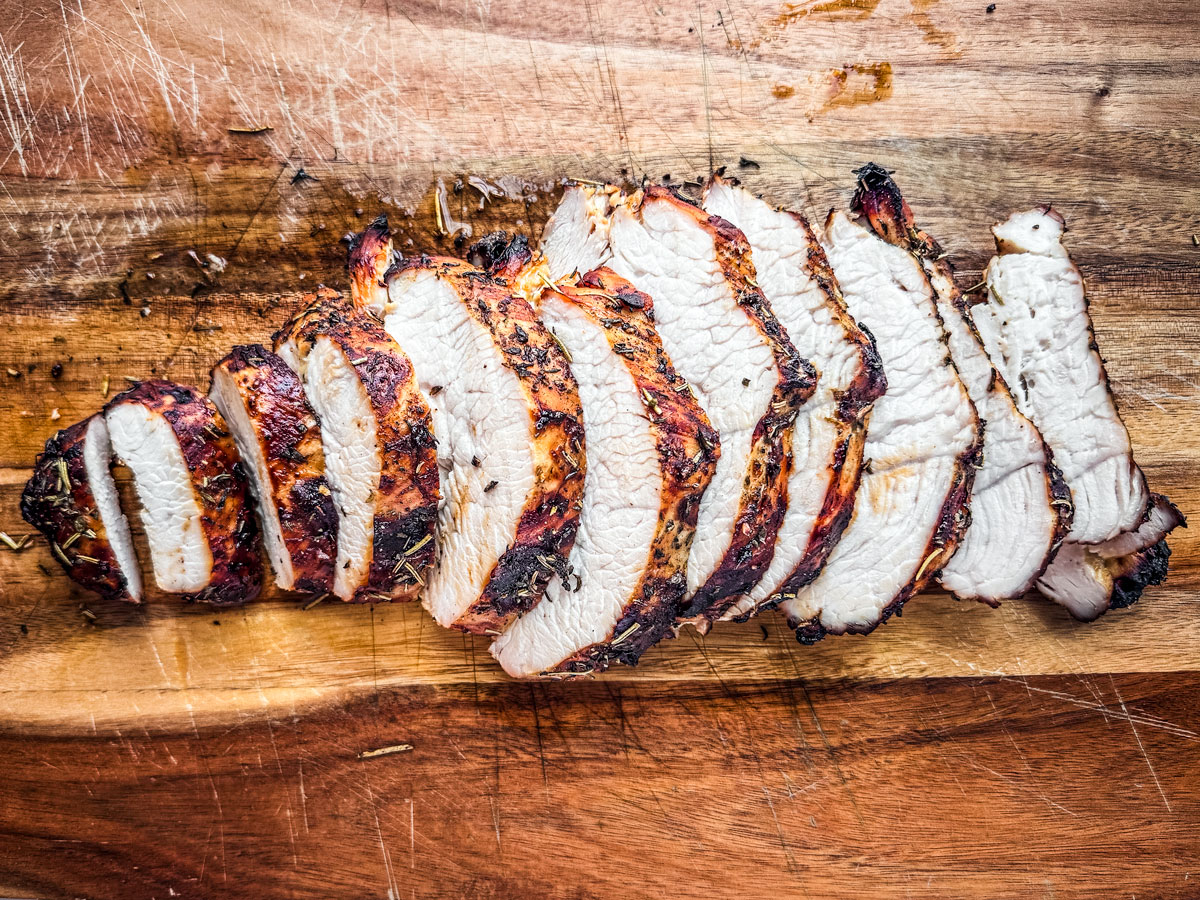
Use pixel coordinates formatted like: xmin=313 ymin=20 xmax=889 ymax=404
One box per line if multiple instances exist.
xmin=0 ymin=0 xmax=1197 ymax=896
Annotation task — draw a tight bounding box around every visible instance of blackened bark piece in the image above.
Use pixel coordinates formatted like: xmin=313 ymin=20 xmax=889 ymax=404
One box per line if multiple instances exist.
xmin=21 ymin=413 xmax=143 ymax=603
xmin=274 ymin=289 xmax=439 ymax=603
xmin=210 ymin=345 xmax=338 ymax=594
xmin=105 ymin=380 xmax=261 ymax=607
xmin=1037 ymin=494 xmax=1184 ymax=620
xmin=492 ymin=268 xmax=719 ymax=677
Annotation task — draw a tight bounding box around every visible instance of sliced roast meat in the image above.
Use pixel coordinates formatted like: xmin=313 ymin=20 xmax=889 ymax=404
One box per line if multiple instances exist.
xmin=350 ymin=223 xmax=585 ymax=634
xmin=557 ymin=185 xmax=816 ymax=623
xmin=539 ymin=183 xmax=617 ymax=282
xmin=274 ymin=289 xmax=439 ymax=603
xmin=974 ymin=207 xmax=1150 ymax=543
xmin=1037 ymin=494 xmax=1184 ymax=620
xmin=21 ymin=413 xmax=143 ymax=603
xmin=210 ymin=345 xmax=338 ymax=594
xmin=105 ymin=381 xmax=261 ymax=606
xmin=779 ymin=190 xmax=981 ymax=640
xmin=852 ymin=164 xmax=1073 ymax=604
xmin=492 ymin=269 xmax=719 ymax=677
xmin=702 ymin=175 xmax=886 ymax=618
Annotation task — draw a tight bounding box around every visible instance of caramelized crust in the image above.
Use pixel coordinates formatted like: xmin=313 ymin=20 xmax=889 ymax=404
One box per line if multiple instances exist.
xmin=544 ymin=268 xmax=719 ymax=673
xmin=21 ymin=415 xmax=138 ymax=603
xmin=627 ymin=187 xmax=818 ymax=621
xmin=273 ymin=290 xmax=439 ymax=602
xmin=107 ymin=381 xmax=262 ymax=607
xmin=386 ymin=255 xmax=586 ymax=632
xmin=212 ymin=345 xmax=338 ymax=594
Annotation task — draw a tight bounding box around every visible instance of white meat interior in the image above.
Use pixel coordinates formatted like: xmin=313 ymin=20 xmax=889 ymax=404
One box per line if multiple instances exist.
xmin=83 ymin=415 xmax=143 ymax=601
xmin=382 ymin=268 xmax=536 ymax=628
xmin=492 ymin=296 xmax=660 ymax=676
xmin=106 ymin=402 xmax=211 ymax=593
xmin=279 ymin=335 xmax=379 ymax=601
xmin=782 ymin=211 xmax=976 ymax=631
xmin=210 ymin=368 xmax=295 ymax=590
xmin=974 ymin=209 xmax=1148 ymax=543
xmin=607 ymin=196 xmax=777 ymax=597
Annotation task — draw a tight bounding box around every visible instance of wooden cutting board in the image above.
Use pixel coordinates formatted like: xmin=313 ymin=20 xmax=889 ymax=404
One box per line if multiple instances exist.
xmin=1 ymin=0 xmax=1198 ymax=897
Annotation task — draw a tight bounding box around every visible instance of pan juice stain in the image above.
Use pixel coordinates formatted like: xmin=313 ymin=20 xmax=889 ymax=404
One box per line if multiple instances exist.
xmin=821 ymin=62 xmax=894 ymax=111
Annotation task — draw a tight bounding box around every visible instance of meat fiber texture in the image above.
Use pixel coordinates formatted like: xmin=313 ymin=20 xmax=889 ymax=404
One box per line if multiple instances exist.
xmin=974 ymin=207 xmax=1149 ymax=544
xmin=210 ymin=345 xmax=338 ymax=594
xmin=105 ymin=380 xmax=261 ymax=606
xmin=21 ymin=413 xmax=143 ymax=603
xmin=851 ymin=163 xmax=1072 ymax=605
xmin=779 ymin=197 xmax=981 ymax=641
xmin=274 ymin=289 xmax=439 ymax=603
xmin=350 ymin=220 xmax=585 ymax=634
xmin=538 ymin=184 xmax=817 ymax=625
xmin=492 ymin=269 xmax=719 ymax=677
xmin=702 ymin=176 xmax=886 ymax=619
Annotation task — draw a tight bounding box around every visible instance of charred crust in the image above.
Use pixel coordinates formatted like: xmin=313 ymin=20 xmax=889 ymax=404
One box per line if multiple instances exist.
xmin=275 ymin=292 xmax=440 ymax=602
xmin=106 ymin=380 xmax=262 ymax=606
xmin=1108 ymin=538 xmax=1171 ymax=611
xmin=541 ymin=269 xmax=718 ymax=673
xmin=20 ymin=415 xmax=136 ymax=603
xmin=466 ymin=231 xmax=533 ymax=278
xmin=387 ymin=257 xmax=584 ymax=631
xmin=348 ymin=216 xmax=393 ymax=311
xmin=634 ymin=189 xmax=816 ymax=621
xmin=212 ymin=345 xmax=338 ymax=594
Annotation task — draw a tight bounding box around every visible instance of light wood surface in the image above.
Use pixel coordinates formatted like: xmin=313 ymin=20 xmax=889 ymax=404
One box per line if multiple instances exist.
xmin=0 ymin=0 xmax=1197 ymax=896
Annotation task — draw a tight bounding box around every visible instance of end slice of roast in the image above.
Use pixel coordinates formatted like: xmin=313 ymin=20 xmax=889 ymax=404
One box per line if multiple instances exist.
xmin=779 ymin=180 xmax=981 ymax=641
xmin=601 ymin=186 xmax=817 ymax=622
xmin=1037 ymin=494 xmax=1184 ymax=620
xmin=350 ymin=226 xmax=585 ymax=633
xmin=702 ymin=175 xmax=886 ymax=617
xmin=274 ymin=289 xmax=439 ymax=603
xmin=21 ymin=413 xmax=143 ymax=602
xmin=973 ymin=207 xmax=1150 ymax=543
xmin=491 ymin=269 xmax=720 ymax=677
xmin=105 ymin=381 xmax=261 ymax=606
xmin=210 ymin=345 xmax=338 ymax=594
xmin=852 ymin=164 xmax=1073 ymax=604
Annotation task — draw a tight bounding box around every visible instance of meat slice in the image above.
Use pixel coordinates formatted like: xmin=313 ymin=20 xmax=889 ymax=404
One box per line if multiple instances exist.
xmin=1037 ymin=494 xmax=1184 ymax=620
xmin=973 ymin=207 xmax=1150 ymax=543
xmin=105 ymin=381 xmax=261 ymax=606
xmin=349 ymin=222 xmax=585 ymax=633
xmin=273 ymin=289 xmax=439 ymax=603
xmin=210 ymin=345 xmax=338 ymax=594
xmin=701 ymin=175 xmax=886 ymax=617
xmin=779 ymin=184 xmax=981 ymax=640
xmin=491 ymin=269 xmax=719 ymax=677
xmin=851 ymin=164 xmax=1073 ymax=604
xmin=555 ymin=185 xmax=817 ymax=623
xmin=21 ymin=414 xmax=143 ymax=603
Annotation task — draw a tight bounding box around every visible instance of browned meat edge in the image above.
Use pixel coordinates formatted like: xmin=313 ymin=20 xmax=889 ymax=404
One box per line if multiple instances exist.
xmin=382 ymin=254 xmax=586 ymax=633
xmin=106 ymin=380 xmax=262 ymax=607
xmin=790 ymin=168 xmax=987 ymax=642
xmin=273 ymin=289 xmax=439 ymax=602
xmin=541 ymin=268 xmax=720 ymax=673
xmin=629 ymin=186 xmax=817 ymax=621
xmin=852 ymin=162 xmax=1073 ymax=600
xmin=20 ymin=414 xmax=138 ymax=603
xmin=212 ymin=345 xmax=339 ymax=595
xmin=745 ymin=193 xmax=886 ymax=613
